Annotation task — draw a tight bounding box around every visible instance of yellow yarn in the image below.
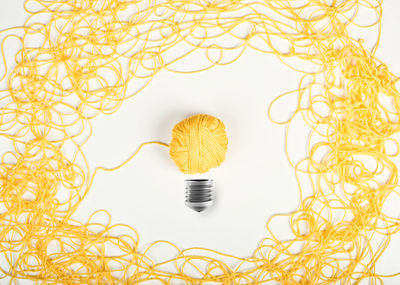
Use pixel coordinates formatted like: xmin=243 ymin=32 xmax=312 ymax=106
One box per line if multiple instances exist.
xmin=1 ymin=0 xmax=400 ymax=284
xmin=169 ymin=114 xmax=228 ymax=174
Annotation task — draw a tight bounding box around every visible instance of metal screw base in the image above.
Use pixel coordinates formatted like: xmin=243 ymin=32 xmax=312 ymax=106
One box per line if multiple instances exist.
xmin=185 ymin=179 xmax=213 ymax=212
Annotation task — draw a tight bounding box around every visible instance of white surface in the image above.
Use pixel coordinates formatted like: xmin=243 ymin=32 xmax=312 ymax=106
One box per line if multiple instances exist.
xmin=0 ymin=1 xmax=400 ymax=283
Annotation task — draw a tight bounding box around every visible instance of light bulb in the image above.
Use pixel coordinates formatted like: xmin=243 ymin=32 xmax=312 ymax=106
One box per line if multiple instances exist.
xmin=185 ymin=179 xmax=214 ymax=212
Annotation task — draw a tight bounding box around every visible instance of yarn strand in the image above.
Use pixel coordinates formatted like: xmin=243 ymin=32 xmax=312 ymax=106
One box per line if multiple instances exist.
xmin=1 ymin=0 xmax=400 ymax=284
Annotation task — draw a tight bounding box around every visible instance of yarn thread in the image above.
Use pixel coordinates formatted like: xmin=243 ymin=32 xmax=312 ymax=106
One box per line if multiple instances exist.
xmin=0 ymin=0 xmax=399 ymax=284
xmin=169 ymin=114 xmax=228 ymax=174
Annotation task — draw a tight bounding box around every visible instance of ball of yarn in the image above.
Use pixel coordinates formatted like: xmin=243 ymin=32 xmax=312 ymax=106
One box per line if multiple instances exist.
xmin=169 ymin=114 xmax=228 ymax=174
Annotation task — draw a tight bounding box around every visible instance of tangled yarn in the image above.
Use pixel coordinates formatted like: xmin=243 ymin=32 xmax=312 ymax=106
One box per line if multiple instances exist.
xmin=1 ymin=0 xmax=400 ymax=284
xmin=169 ymin=114 xmax=228 ymax=174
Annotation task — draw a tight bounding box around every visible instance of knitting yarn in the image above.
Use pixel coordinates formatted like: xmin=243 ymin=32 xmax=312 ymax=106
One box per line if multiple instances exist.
xmin=169 ymin=114 xmax=228 ymax=174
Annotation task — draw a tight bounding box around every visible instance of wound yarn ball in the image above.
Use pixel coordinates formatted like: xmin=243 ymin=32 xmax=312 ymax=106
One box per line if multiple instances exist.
xmin=169 ymin=114 xmax=228 ymax=174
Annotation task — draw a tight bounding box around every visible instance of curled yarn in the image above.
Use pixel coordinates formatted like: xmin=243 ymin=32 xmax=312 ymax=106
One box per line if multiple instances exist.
xmin=169 ymin=114 xmax=228 ymax=174
xmin=1 ymin=0 xmax=400 ymax=284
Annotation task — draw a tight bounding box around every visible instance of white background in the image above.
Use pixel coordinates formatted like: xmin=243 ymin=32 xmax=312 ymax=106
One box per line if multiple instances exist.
xmin=1 ymin=1 xmax=400 ymax=283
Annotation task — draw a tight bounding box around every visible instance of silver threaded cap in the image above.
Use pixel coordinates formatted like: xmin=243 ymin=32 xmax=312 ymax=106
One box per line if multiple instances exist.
xmin=185 ymin=179 xmax=213 ymax=212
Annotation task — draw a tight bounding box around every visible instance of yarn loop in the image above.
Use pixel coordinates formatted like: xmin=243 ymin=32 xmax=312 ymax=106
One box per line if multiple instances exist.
xmin=169 ymin=114 xmax=228 ymax=174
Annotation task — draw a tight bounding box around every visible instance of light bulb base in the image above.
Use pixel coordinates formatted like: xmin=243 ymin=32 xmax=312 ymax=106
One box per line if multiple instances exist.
xmin=185 ymin=179 xmax=213 ymax=212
